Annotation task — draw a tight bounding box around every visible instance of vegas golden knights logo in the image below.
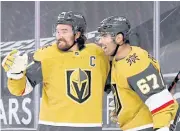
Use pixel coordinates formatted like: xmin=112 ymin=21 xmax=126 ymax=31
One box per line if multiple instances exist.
xmin=111 ymin=84 xmax=121 ymax=115
xmin=66 ymin=68 xmax=91 ymax=103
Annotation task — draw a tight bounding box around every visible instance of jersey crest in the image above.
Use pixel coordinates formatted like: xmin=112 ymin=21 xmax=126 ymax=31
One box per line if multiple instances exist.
xmin=66 ymin=68 xmax=91 ymax=103
xmin=126 ymin=53 xmax=140 ymax=66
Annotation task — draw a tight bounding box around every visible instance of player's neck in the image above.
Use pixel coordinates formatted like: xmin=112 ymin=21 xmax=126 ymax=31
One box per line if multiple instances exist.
xmin=115 ymin=44 xmax=131 ymax=61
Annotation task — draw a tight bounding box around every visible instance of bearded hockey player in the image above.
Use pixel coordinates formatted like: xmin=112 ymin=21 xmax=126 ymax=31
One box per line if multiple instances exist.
xmin=2 ymin=11 xmax=109 ymax=131
xmin=96 ymin=16 xmax=178 ymax=131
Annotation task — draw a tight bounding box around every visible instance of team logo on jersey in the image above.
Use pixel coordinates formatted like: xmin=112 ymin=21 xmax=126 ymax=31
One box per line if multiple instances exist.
xmin=111 ymin=84 xmax=121 ymax=115
xmin=126 ymin=53 xmax=140 ymax=66
xmin=66 ymin=68 xmax=91 ymax=103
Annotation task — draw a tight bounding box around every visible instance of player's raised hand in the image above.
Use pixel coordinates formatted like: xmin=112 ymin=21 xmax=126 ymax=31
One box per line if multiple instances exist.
xmin=2 ymin=50 xmax=18 ymax=72
xmin=2 ymin=50 xmax=28 ymax=79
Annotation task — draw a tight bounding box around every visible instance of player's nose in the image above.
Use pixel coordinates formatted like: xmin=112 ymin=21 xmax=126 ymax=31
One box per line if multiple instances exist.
xmin=56 ymin=33 xmax=63 ymax=40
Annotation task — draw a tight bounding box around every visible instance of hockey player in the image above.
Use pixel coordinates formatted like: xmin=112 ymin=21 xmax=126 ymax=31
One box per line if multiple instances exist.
xmin=96 ymin=16 xmax=179 ymax=131
xmin=2 ymin=11 xmax=109 ymax=131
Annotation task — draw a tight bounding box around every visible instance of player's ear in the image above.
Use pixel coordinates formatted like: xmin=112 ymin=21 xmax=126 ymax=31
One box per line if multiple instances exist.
xmin=115 ymin=33 xmax=123 ymax=45
xmin=75 ymin=32 xmax=81 ymax=40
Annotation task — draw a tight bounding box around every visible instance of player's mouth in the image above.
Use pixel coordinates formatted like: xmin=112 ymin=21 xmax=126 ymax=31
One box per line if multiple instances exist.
xmin=58 ymin=41 xmax=63 ymax=44
xmin=57 ymin=39 xmax=66 ymax=47
xmin=57 ymin=40 xmax=62 ymax=45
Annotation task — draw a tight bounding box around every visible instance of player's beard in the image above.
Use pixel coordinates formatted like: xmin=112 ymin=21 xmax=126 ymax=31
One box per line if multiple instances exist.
xmin=56 ymin=36 xmax=75 ymax=51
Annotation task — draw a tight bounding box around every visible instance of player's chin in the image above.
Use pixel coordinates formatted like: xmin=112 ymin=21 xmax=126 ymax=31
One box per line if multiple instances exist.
xmin=102 ymin=47 xmax=109 ymax=55
xmin=58 ymin=46 xmax=67 ymax=51
xmin=57 ymin=44 xmax=64 ymax=50
xmin=58 ymin=45 xmax=70 ymax=51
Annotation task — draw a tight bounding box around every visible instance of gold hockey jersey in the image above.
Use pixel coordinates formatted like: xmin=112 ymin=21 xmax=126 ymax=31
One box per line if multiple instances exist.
xmin=111 ymin=46 xmax=178 ymax=130
xmin=7 ymin=43 xmax=110 ymax=127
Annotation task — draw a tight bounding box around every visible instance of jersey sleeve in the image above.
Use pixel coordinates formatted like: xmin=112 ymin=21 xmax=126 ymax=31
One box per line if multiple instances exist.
xmin=143 ymin=49 xmax=160 ymax=72
xmin=8 ymin=74 xmax=27 ymax=96
xmin=127 ymin=50 xmax=178 ymax=129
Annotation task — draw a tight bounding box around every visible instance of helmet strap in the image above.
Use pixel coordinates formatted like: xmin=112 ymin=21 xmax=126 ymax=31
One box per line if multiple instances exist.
xmin=111 ymin=44 xmax=119 ymax=56
xmin=111 ymin=37 xmax=125 ymax=56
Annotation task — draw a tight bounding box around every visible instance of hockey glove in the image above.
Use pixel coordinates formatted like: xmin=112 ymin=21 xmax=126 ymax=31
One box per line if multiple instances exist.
xmin=2 ymin=50 xmax=28 ymax=80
